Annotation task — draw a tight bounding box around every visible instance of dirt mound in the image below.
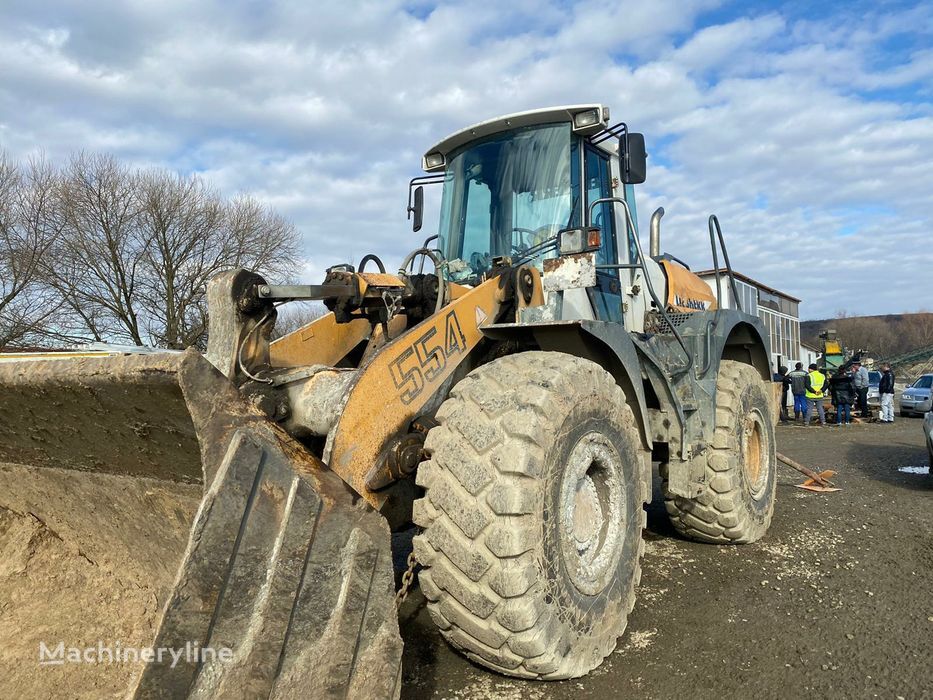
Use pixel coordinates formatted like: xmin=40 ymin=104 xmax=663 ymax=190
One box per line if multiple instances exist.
xmin=0 ymin=461 xmax=201 ymax=699
xmin=0 ymin=507 xmax=165 ymax=698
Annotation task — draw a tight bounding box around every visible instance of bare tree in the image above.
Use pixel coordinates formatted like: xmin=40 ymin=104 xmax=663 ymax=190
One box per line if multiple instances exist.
xmin=136 ymin=170 xmax=224 ymax=348
xmin=48 ymin=153 xmax=148 ymax=345
xmin=902 ymin=311 xmax=933 ymax=350
xmin=38 ymin=155 xmax=301 ymax=349
xmin=0 ymin=154 xmax=64 ymax=347
xmin=834 ymin=315 xmax=899 ymax=359
xmin=223 ymin=195 xmax=300 ymax=283
xmin=136 ymin=179 xmax=300 ymax=349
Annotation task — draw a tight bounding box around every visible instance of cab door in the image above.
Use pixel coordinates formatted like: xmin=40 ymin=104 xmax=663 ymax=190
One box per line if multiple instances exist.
xmin=584 ymin=145 xmax=623 ymax=323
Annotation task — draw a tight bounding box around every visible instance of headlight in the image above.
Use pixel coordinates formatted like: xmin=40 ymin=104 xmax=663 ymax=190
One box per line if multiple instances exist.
xmin=572 ymin=108 xmax=601 ymax=130
xmin=558 ymin=227 xmax=601 ymax=255
xmin=423 ymin=152 xmax=445 ymax=170
xmin=902 ymin=394 xmax=911 ymax=400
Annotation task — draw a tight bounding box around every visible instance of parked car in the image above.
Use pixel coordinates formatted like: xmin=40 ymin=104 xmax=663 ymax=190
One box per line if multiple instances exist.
xmin=867 ymin=369 xmax=881 ymax=406
xmin=925 ymin=410 xmax=933 ymax=467
xmin=900 ymin=374 xmax=933 ymax=417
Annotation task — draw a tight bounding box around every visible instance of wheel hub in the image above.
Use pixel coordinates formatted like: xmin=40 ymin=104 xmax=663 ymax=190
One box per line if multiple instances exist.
xmin=559 ymin=432 xmax=626 ymax=596
xmin=742 ymin=410 xmax=769 ymax=499
xmin=571 ymin=476 xmax=604 ymax=548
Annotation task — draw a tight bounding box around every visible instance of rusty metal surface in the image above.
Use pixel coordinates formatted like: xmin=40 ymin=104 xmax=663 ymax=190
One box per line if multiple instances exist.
xmin=542 ymin=252 xmax=597 ymax=291
xmin=0 ymin=350 xmax=402 ymax=698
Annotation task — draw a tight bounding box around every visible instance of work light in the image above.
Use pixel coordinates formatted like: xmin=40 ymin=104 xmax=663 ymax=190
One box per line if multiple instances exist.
xmin=423 ymin=152 xmax=445 ymax=170
xmin=558 ymin=227 xmax=601 ymax=255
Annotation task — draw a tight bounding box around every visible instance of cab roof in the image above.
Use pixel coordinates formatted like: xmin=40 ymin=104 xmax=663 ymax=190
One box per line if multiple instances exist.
xmin=422 ymin=104 xmax=609 ymax=171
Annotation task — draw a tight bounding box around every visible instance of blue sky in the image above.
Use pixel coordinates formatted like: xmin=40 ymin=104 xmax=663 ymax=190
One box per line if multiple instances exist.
xmin=1 ymin=0 xmax=931 ymax=319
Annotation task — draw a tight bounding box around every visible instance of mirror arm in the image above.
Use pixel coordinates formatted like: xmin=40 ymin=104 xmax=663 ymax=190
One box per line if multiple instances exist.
xmin=406 ymin=175 xmax=445 ymax=233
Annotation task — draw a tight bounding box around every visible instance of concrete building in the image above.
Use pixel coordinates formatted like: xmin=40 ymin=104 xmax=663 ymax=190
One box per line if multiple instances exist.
xmin=696 ymin=269 xmax=802 ymax=372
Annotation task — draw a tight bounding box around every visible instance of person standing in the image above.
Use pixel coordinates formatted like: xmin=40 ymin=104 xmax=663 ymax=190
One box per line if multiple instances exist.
xmin=788 ymin=362 xmax=808 ymax=421
xmin=832 ymin=367 xmax=856 ymax=425
xmin=804 ymin=363 xmax=827 ymax=426
xmin=878 ymin=363 xmax=896 ymax=423
xmin=852 ymin=360 xmax=870 ymax=418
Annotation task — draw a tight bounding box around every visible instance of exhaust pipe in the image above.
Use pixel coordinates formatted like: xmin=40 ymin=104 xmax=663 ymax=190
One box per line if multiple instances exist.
xmin=649 ymin=207 xmax=664 ymax=258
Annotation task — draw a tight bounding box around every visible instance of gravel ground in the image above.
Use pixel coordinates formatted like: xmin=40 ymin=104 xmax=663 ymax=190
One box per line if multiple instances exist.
xmin=399 ymin=418 xmax=933 ymax=699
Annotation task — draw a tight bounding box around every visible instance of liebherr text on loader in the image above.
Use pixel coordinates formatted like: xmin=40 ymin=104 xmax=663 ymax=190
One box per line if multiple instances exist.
xmin=0 ymin=104 xmax=776 ymax=698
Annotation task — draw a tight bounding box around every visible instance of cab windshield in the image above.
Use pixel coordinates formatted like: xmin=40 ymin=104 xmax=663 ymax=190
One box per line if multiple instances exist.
xmin=437 ymin=124 xmax=579 ymax=281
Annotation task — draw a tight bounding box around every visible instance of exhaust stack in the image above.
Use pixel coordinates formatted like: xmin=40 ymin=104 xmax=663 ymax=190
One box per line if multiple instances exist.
xmin=649 ymin=207 xmax=665 ymax=258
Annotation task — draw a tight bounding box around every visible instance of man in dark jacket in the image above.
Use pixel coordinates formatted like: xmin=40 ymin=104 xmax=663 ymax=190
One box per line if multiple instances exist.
xmin=831 ymin=367 xmax=856 ymax=425
xmin=878 ymin=363 xmax=895 ymax=423
xmin=787 ymin=362 xmax=808 ymax=421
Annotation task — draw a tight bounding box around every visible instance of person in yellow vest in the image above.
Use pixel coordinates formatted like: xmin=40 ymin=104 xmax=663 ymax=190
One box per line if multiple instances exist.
xmin=804 ymin=363 xmax=827 ymax=426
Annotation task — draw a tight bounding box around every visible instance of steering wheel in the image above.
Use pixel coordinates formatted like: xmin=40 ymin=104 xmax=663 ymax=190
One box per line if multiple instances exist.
xmin=511 ymin=227 xmax=536 ymax=255
xmin=511 ymin=225 xmax=562 ymax=256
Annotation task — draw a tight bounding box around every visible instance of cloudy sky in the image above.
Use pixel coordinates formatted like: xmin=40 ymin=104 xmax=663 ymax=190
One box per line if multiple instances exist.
xmin=1 ymin=0 xmax=931 ymax=319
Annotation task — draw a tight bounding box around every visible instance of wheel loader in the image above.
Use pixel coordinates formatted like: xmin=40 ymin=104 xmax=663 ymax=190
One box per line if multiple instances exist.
xmin=0 ymin=104 xmax=776 ymax=698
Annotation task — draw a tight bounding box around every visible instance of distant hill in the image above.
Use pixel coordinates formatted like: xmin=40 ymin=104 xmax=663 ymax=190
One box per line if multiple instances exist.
xmin=800 ymin=312 xmax=933 ymax=361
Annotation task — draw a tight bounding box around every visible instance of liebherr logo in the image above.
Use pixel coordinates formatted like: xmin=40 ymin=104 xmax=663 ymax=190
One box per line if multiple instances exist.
xmin=674 ymin=294 xmax=709 ymax=311
xmin=38 ymin=640 xmax=233 ymax=667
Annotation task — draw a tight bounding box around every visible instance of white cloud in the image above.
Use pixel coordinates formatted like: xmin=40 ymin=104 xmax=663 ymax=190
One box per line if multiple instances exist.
xmin=0 ymin=0 xmax=931 ymax=318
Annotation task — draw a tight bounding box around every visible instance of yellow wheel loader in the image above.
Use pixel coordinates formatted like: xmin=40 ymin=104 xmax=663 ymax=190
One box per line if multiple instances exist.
xmin=0 ymin=104 xmax=775 ymax=697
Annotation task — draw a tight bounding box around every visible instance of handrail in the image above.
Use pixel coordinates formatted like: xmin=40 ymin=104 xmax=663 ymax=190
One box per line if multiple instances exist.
xmin=589 ymin=197 xmax=692 ymax=378
xmin=698 ymin=215 xmax=742 ymax=378
xmin=398 ymin=247 xmax=447 ymax=314
xmin=708 ymin=215 xmax=741 ymax=315
xmin=418 ymin=234 xmax=440 ymax=274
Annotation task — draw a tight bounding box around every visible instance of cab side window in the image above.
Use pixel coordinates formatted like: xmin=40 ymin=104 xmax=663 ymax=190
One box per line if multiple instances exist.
xmin=584 ymin=146 xmax=617 ymax=265
xmin=584 ymin=145 xmax=622 ymax=323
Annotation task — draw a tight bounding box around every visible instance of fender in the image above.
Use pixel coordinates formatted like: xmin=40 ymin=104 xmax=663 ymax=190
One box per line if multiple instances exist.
xmin=700 ymin=313 xmax=772 ymax=384
xmin=482 ymin=320 xmax=652 ymax=452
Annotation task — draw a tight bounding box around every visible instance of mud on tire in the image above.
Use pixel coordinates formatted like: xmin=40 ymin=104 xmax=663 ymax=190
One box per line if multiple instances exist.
xmin=663 ymin=359 xmax=776 ymax=544
xmin=412 ymin=351 xmax=650 ymax=679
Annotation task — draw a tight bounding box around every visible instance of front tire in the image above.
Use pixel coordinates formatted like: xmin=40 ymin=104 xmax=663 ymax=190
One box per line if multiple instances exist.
xmin=663 ymin=360 xmax=776 ymax=544
xmin=412 ymin=352 xmax=650 ymax=679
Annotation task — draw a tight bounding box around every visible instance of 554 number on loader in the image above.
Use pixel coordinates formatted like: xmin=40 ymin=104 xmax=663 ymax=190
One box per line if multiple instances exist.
xmin=0 ymin=104 xmax=775 ymax=698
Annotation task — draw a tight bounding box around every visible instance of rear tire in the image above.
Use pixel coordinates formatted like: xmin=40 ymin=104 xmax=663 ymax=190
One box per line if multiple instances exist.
xmin=412 ymin=352 xmax=650 ymax=679
xmin=663 ymin=360 xmax=776 ymax=544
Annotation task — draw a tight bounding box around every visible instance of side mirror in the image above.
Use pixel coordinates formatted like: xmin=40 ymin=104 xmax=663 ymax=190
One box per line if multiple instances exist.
xmin=620 ymin=132 xmax=647 ymax=184
xmin=408 ymin=185 xmax=424 ymax=232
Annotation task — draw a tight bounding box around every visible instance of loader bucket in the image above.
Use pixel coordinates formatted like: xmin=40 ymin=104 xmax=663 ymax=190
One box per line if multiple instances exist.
xmin=0 ymin=350 xmax=402 ymax=699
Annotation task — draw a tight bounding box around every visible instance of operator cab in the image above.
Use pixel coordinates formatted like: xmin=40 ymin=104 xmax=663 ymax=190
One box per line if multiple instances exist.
xmin=415 ymin=105 xmax=645 ymax=324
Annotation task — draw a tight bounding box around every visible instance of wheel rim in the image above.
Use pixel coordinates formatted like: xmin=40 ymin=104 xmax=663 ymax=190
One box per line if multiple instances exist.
xmin=742 ymin=410 xmax=769 ymax=499
xmin=558 ymin=432 xmax=626 ymax=596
